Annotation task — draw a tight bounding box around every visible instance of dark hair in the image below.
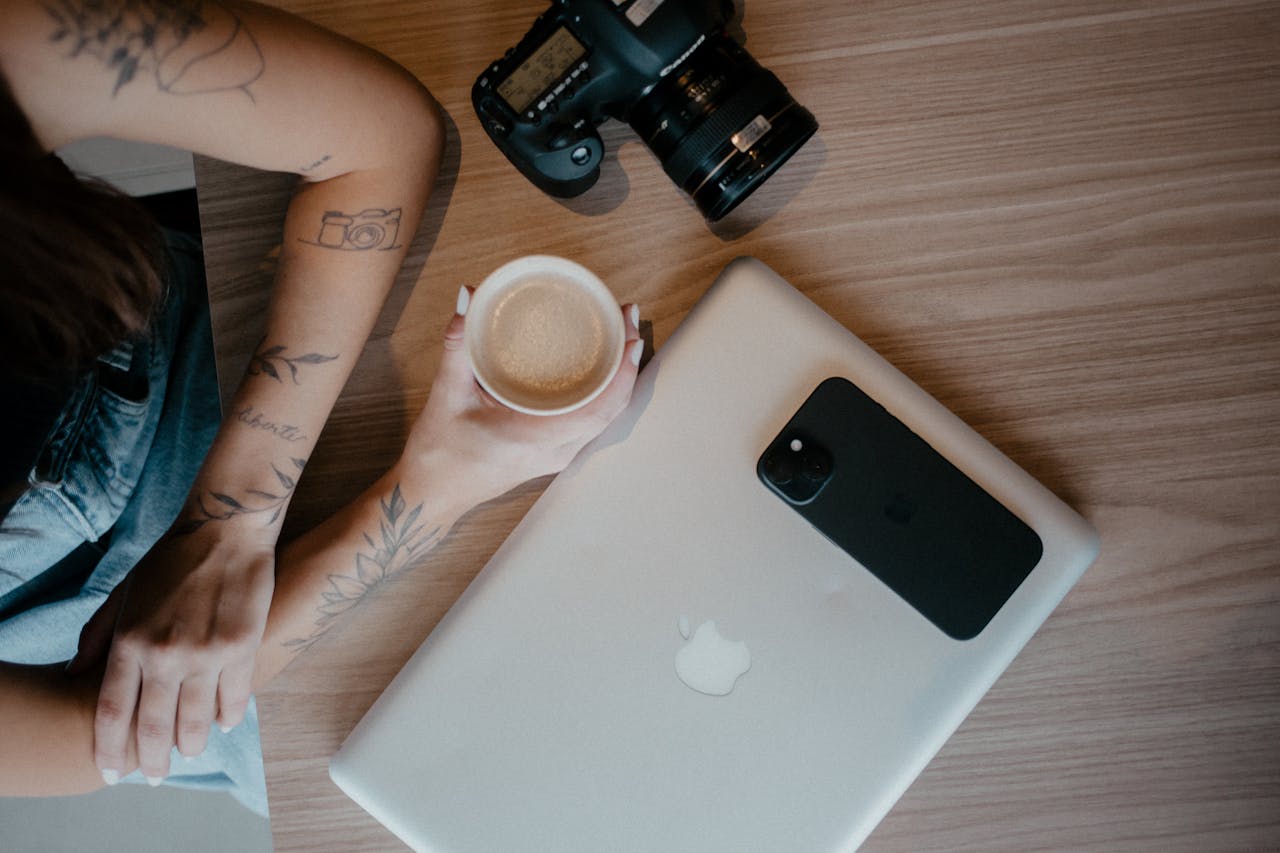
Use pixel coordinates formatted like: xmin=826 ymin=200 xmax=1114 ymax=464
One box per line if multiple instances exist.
xmin=0 ymin=74 xmax=164 ymax=383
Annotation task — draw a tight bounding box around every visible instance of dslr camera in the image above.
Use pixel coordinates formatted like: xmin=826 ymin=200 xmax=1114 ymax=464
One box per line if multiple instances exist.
xmin=472 ymin=0 xmax=818 ymax=221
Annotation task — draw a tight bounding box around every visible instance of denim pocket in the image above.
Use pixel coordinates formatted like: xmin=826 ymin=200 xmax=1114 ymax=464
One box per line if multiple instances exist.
xmin=80 ymin=382 xmax=156 ymax=507
xmin=30 ymin=336 xmax=164 ymax=542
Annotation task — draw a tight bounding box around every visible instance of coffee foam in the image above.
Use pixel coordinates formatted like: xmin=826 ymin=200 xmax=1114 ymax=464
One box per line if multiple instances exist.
xmin=469 ymin=268 xmax=620 ymax=412
xmin=486 ymin=276 xmax=606 ymax=394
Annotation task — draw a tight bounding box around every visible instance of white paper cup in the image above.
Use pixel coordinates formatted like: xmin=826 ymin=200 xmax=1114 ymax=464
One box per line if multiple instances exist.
xmin=465 ymin=256 xmax=625 ymax=416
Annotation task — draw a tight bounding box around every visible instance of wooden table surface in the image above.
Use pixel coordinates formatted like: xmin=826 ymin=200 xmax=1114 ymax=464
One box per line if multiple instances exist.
xmin=195 ymin=0 xmax=1280 ymax=849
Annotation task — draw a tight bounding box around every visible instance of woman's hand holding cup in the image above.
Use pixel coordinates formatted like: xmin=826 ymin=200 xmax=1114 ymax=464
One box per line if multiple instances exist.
xmin=403 ymin=259 xmax=642 ymax=510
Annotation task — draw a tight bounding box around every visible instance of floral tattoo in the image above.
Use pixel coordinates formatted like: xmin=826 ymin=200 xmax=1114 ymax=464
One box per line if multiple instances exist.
xmin=43 ymin=0 xmax=266 ymax=99
xmin=281 ymin=484 xmax=441 ymax=655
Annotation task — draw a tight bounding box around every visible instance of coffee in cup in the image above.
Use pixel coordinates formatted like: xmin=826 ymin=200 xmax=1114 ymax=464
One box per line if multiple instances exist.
xmin=465 ymin=256 xmax=625 ymax=415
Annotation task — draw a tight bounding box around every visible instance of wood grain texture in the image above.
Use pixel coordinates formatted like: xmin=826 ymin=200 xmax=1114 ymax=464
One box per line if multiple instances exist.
xmin=196 ymin=0 xmax=1280 ymax=849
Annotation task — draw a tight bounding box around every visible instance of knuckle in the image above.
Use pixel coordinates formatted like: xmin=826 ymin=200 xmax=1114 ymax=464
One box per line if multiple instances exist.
xmin=179 ymin=718 xmax=210 ymax=739
xmin=127 ymin=637 xmax=183 ymax=664
xmin=95 ymin=697 xmax=130 ymax=725
xmin=137 ymin=719 xmax=172 ymax=742
xmin=218 ymin=628 xmax=254 ymax=651
xmin=223 ymin=633 xmax=262 ymax=660
xmin=142 ymin=655 xmax=186 ymax=681
xmin=112 ymin=633 xmax=148 ymax=658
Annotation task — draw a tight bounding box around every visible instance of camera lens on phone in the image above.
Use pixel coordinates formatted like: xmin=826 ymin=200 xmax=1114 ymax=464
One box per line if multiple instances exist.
xmin=762 ymin=452 xmax=797 ymax=485
xmin=629 ymin=34 xmax=817 ymax=221
xmin=801 ymin=453 xmax=832 ymax=482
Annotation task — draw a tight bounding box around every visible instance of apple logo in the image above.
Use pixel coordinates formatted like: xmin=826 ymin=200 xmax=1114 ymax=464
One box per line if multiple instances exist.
xmin=675 ymin=615 xmax=752 ymax=696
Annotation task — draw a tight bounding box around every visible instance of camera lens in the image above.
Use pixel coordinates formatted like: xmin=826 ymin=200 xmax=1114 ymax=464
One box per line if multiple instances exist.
xmin=801 ymin=452 xmax=832 ymax=482
xmin=628 ymin=33 xmax=818 ymax=221
xmin=762 ymin=451 xmax=797 ymax=485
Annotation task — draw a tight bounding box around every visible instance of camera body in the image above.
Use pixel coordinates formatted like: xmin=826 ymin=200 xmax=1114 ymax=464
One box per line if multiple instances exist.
xmin=473 ymin=0 xmax=817 ymax=220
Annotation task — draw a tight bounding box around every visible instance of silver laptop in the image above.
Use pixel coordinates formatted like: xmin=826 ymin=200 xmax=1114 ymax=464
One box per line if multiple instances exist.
xmin=330 ymin=257 xmax=1099 ymax=852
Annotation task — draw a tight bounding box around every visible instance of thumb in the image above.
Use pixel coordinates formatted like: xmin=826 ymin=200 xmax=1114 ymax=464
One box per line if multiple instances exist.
xmin=65 ymin=583 xmax=126 ymax=676
xmin=443 ymin=286 xmax=471 ymax=349
xmin=439 ymin=286 xmax=475 ymax=384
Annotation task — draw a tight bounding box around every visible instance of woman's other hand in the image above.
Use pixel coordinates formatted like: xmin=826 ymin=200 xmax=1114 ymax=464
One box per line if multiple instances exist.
xmin=66 ymin=526 xmax=274 ymax=785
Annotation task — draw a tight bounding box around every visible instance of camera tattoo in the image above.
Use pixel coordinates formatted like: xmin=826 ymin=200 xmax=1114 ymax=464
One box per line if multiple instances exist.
xmin=173 ymin=456 xmax=306 ymax=534
xmin=248 ymin=338 xmax=338 ymax=384
xmin=281 ymin=484 xmax=442 ymax=655
xmin=43 ymin=0 xmax=265 ymax=99
xmin=300 ymin=208 xmax=403 ymax=251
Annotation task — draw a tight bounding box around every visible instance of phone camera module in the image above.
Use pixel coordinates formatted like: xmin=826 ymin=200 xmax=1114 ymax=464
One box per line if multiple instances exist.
xmin=758 ymin=432 xmax=834 ymax=505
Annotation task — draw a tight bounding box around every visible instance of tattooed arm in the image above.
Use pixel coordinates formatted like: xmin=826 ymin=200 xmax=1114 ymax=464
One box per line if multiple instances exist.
xmin=0 ymin=297 xmax=644 ymax=797
xmin=1 ymin=0 xmax=443 ymax=785
xmin=0 ymin=465 xmax=462 ymax=797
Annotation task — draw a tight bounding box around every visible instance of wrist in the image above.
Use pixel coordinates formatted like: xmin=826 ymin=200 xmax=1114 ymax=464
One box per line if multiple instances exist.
xmin=393 ymin=448 xmax=490 ymax=524
xmin=179 ymin=448 xmax=311 ymax=545
xmin=173 ymin=481 xmax=291 ymax=546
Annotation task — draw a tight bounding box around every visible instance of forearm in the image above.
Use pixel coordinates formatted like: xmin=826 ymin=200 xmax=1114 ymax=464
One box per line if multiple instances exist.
xmin=254 ymin=455 xmax=465 ymax=687
xmin=0 ymin=664 xmax=104 ymax=796
xmin=0 ymin=453 xmax=465 ymax=795
xmin=184 ymin=116 xmax=442 ymax=538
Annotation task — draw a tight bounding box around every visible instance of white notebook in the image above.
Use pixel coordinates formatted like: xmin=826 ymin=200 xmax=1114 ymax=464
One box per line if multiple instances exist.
xmin=330 ymin=257 xmax=1099 ymax=852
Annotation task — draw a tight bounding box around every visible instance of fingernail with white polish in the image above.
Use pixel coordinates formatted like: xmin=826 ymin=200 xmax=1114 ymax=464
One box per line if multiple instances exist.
xmin=146 ymin=775 xmax=164 ymax=787
xmin=629 ymin=304 xmax=640 ymax=328
xmin=101 ymin=769 xmax=119 ymax=786
xmin=630 ymin=341 xmax=643 ymax=367
xmin=456 ymin=286 xmax=470 ymax=316
xmin=219 ymin=723 xmax=233 ymax=734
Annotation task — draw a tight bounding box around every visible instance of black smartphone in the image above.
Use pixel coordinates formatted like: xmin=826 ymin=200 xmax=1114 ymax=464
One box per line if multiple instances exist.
xmin=758 ymin=377 xmax=1044 ymax=640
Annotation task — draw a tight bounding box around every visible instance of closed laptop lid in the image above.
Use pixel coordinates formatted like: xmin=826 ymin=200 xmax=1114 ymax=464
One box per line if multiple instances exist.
xmin=329 ymin=257 xmax=1099 ymax=852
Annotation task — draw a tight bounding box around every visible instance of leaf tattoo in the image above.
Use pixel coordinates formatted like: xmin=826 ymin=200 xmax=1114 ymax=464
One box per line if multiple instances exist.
xmin=248 ymin=340 xmax=338 ymax=385
xmin=281 ymin=484 xmax=441 ymax=655
xmin=174 ymin=456 xmax=307 ymax=534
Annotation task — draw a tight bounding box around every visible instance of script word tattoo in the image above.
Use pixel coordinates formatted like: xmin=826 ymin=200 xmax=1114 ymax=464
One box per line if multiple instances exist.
xmin=300 ymin=208 xmax=402 ymax=252
xmin=281 ymin=484 xmax=441 ymax=655
xmin=174 ymin=456 xmax=306 ymax=534
xmin=44 ymin=0 xmax=265 ymax=98
xmin=299 ymin=154 xmax=332 ymax=173
xmin=235 ymin=405 xmax=307 ymax=443
xmin=248 ymin=339 xmax=338 ymax=384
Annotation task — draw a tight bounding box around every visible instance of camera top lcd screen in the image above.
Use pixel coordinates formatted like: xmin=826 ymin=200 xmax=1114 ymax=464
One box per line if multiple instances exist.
xmin=498 ymin=27 xmax=587 ymax=114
